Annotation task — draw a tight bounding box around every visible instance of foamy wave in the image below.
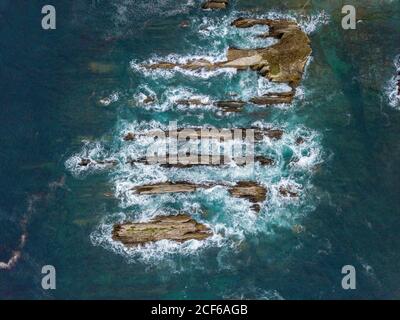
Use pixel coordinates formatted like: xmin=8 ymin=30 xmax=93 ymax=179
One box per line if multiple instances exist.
xmin=130 ymin=53 xmax=237 ymax=80
xmin=223 ymin=287 xmax=285 ymax=300
xmin=65 ymin=140 xmax=117 ymax=177
xmin=386 ymin=55 xmax=400 ymax=108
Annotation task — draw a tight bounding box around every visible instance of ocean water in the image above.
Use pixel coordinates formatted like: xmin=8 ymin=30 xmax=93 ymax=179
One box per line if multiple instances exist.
xmin=1 ymin=0 xmax=400 ymax=299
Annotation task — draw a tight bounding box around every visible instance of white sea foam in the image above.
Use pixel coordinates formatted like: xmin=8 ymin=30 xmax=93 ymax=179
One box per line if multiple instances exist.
xmin=386 ymin=55 xmax=400 ymax=109
xmin=65 ymin=140 xmax=116 ymax=177
xmin=130 ymin=53 xmax=237 ymax=80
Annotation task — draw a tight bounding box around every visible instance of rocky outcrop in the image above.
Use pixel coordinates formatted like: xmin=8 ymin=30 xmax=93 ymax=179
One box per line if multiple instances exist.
xmin=144 ymin=18 xmax=311 ymax=105
xmin=123 ymin=127 xmax=283 ymax=142
xmin=279 ymin=186 xmax=299 ymax=198
xmin=78 ymin=158 xmax=118 ymax=167
xmin=229 ymin=18 xmax=312 ymax=88
xmin=174 ymin=99 xmax=245 ymax=112
xmin=175 ymin=99 xmax=209 ymax=106
xmin=215 ymin=100 xmax=246 ymax=112
xmin=129 ymin=155 xmax=274 ymax=167
xmin=250 ymin=91 xmax=295 ymax=105
xmin=132 ymin=181 xmax=267 ymax=212
xmin=134 ymin=182 xmax=200 ymax=195
xmin=112 ymin=214 xmax=212 ymax=246
xmin=228 ymin=181 xmax=267 ymax=203
xmin=202 ymin=0 xmax=228 ymax=10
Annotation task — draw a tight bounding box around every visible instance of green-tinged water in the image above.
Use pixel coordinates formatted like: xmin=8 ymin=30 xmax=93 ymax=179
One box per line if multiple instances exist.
xmin=1 ymin=0 xmax=400 ymax=299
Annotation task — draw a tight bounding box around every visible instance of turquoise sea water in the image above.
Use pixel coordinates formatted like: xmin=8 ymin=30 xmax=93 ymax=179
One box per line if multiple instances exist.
xmin=1 ymin=0 xmax=400 ymax=299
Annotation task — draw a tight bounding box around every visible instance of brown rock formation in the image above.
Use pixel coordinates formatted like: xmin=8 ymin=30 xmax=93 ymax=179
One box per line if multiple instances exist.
xmin=112 ymin=214 xmax=212 ymax=246
xmin=123 ymin=127 xmax=284 ymax=142
xmin=215 ymin=100 xmax=246 ymax=112
xmin=129 ymin=155 xmax=274 ymax=167
xmin=202 ymin=0 xmax=228 ymax=10
xmin=228 ymin=181 xmax=267 ymax=203
xmin=250 ymin=91 xmax=295 ymax=105
xmin=132 ymin=181 xmax=267 ymax=212
xmin=144 ymin=18 xmax=311 ymax=105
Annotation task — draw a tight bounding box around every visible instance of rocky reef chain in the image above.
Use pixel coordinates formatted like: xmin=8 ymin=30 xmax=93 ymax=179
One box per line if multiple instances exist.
xmin=65 ymin=4 xmax=321 ymax=253
xmin=109 ymin=17 xmax=311 ymax=245
xmin=146 ymin=17 xmax=312 ymax=105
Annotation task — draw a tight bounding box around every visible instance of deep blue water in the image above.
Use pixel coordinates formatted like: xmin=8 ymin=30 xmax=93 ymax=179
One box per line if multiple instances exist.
xmin=1 ymin=0 xmax=400 ymax=299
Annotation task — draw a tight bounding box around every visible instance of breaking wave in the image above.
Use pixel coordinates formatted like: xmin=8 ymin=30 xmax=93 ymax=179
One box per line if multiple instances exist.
xmin=386 ymin=55 xmax=400 ymax=109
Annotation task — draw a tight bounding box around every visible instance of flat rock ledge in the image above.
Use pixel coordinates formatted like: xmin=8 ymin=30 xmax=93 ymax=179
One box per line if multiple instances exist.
xmin=145 ymin=18 xmax=311 ymax=105
xmin=202 ymin=0 xmax=228 ymax=10
xmin=123 ymin=127 xmax=283 ymax=142
xmin=174 ymin=99 xmax=245 ymax=112
xmin=132 ymin=181 xmax=267 ymax=212
xmin=129 ymin=155 xmax=274 ymax=167
xmin=112 ymin=214 xmax=212 ymax=246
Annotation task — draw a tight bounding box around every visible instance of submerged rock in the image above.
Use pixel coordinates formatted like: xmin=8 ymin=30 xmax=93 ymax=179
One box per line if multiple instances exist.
xmin=112 ymin=214 xmax=212 ymax=246
xmin=202 ymin=0 xmax=228 ymax=10
xmin=175 ymin=99 xmax=209 ymax=106
xmin=179 ymin=20 xmax=190 ymax=28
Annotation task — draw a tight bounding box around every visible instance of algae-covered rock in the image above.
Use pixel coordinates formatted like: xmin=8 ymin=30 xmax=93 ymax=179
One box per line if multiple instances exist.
xmin=112 ymin=214 xmax=212 ymax=246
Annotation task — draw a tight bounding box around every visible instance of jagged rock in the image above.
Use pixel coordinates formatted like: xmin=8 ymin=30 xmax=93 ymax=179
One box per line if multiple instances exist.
xmin=143 ymin=96 xmax=156 ymax=104
xmin=202 ymin=0 xmax=228 ymax=10
xmin=250 ymin=91 xmax=295 ymax=105
xmin=134 ymin=182 xmax=200 ymax=195
xmin=78 ymin=158 xmax=118 ymax=167
xmin=175 ymin=99 xmax=244 ymax=112
xmin=229 ymin=18 xmax=312 ymax=88
xmin=228 ymin=181 xmax=267 ymax=203
xmin=78 ymin=158 xmax=91 ymax=166
xmin=295 ymin=137 xmax=305 ymax=145
xmin=255 ymin=156 xmax=275 ymax=166
xmin=132 ymin=181 xmax=267 ymax=212
xmin=123 ymin=132 xmax=135 ymax=141
xmin=252 ymin=128 xmax=283 ymax=140
xmin=215 ymin=100 xmax=245 ymax=112
xmin=112 ymin=214 xmax=212 ymax=246
xmin=123 ymin=127 xmax=283 ymax=142
xmin=129 ymin=155 xmax=274 ymax=167
xmin=279 ymin=186 xmax=299 ymax=198
xmin=145 ymin=18 xmax=311 ymax=90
